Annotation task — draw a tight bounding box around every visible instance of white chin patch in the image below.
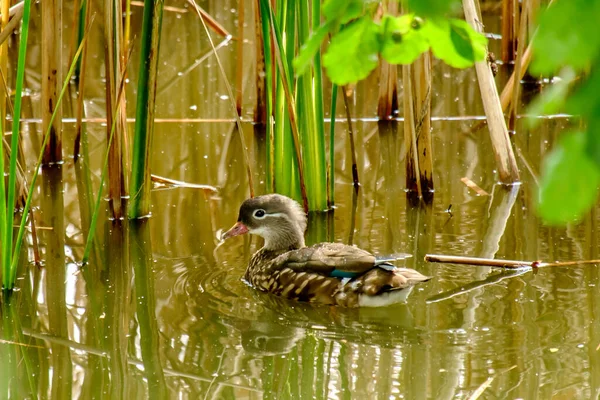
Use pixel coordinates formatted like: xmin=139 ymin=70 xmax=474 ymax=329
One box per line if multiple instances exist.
xmin=358 ymin=287 xmax=414 ymax=307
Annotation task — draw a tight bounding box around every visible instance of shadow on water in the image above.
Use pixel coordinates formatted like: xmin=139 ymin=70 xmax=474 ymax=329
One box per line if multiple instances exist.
xmin=2 ymin=3 xmax=600 ymax=400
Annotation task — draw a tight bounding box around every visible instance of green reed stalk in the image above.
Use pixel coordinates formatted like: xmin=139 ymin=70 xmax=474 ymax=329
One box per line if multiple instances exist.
xmin=262 ymin=0 xmax=310 ymax=209
xmin=75 ymin=0 xmax=86 ymax=78
xmin=2 ymin=0 xmax=31 ymax=289
xmin=329 ymin=84 xmax=337 ymax=207
xmin=258 ymin=1 xmax=274 ymax=192
xmin=82 ymin=49 xmax=132 ymax=265
xmin=8 ymin=41 xmax=87 ymax=288
xmin=128 ymin=0 xmax=164 ymax=219
xmin=272 ymin=0 xmax=301 ymax=201
xmin=297 ymin=0 xmax=327 ymax=211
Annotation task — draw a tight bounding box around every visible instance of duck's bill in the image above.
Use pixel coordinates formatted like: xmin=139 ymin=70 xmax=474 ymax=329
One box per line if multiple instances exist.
xmin=222 ymin=222 xmax=249 ymax=240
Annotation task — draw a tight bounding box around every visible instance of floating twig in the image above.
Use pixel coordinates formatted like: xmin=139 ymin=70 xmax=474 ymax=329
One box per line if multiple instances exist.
xmin=150 ymin=174 xmax=218 ymax=192
xmin=425 ymin=254 xmax=600 ymax=269
xmin=461 ymin=177 xmax=489 ymax=196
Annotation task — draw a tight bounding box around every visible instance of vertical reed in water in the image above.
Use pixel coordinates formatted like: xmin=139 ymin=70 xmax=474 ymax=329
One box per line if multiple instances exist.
xmin=377 ymin=0 xmax=399 ymax=119
xmin=129 ymin=0 xmax=165 ymax=218
xmin=104 ymin=0 xmax=128 ymax=219
xmin=41 ymin=0 xmax=62 ymax=163
xmin=403 ymin=52 xmax=434 ymax=203
xmin=259 ymin=0 xmax=329 ymax=210
xmin=2 ymin=0 xmax=32 ymax=290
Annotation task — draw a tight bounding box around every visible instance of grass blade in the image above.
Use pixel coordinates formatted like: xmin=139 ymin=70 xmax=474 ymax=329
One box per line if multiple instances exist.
xmin=128 ymin=0 xmax=165 ymax=219
xmin=3 ymin=0 xmax=31 ymax=290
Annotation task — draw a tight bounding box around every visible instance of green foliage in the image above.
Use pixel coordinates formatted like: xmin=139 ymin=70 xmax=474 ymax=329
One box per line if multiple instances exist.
xmin=406 ymin=0 xmax=460 ymax=18
xmin=322 ymin=17 xmax=380 ymax=85
xmin=529 ymin=0 xmax=600 ymax=224
xmin=538 ymin=132 xmax=600 ymax=225
xmin=380 ymin=15 xmax=429 ymax=64
xmin=531 ymin=0 xmax=600 ymax=75
xmin=294 ymin=0 xmax=487 ymax=85
xmin=422 ymin=18 xmax=487 ymax=69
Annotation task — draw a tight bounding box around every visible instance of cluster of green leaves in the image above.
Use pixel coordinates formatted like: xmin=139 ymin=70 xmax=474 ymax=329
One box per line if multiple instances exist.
xmin=294 ymin=0 xmax=487 ymax=85
xmin=529 ymin=0 xmax=600 ymax=225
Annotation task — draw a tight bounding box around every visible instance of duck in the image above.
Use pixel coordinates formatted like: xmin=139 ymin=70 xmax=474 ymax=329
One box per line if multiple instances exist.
xmin=222 ymin=194 xmax=431 ymax=307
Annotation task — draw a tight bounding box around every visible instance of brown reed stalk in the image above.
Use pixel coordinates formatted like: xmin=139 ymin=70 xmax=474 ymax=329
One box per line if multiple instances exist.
xmin=341 ymin=86 xmax=360 ymax=188
xmin=508 ymin=0 xmax=530 ymax=128
xmin=253 ymin=0 xmax=267 ymax=125
xmin=501 ymin=0 xmax=515 ymax=63
xmin=463 ymin=0 xmax=520 ymax=184
xmin=403 ymin=52 xmax=433 ymax=202
xmin=104 ymin=0 xmax=128 ymax=219
xmin=235 ymin=0 xmax=245 ymax=116
xmin=41 ymin=0 xmax=62 ymax=163
xmin=377 ymin=1 xmax=398 ymax=120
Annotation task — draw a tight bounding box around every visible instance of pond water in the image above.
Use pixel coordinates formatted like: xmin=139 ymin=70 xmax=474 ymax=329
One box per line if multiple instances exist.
xmin=2 ymin=1 xmax=599 ymax=399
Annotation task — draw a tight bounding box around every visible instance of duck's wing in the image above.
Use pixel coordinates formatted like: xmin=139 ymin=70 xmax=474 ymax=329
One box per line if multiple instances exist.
xmin=272 ymin=243 xmax=381 ymax=278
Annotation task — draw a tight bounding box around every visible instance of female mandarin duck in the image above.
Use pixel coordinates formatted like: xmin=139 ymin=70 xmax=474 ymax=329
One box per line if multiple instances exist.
xmin=222 ymin=194 xmax=430 ymax=307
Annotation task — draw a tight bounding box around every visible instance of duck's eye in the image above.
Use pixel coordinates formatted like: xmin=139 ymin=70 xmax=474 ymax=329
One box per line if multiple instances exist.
xmin=253 ymin=209 xmax=266 ymax=219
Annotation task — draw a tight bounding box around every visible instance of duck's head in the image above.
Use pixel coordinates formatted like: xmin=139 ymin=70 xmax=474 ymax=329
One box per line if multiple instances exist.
xmin=222 ymin=194 xmax=307 ymax=250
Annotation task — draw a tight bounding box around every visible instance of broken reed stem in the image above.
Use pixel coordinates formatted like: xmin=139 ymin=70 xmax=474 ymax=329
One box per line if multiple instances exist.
xmin=253 ymin=0 xmax=266 ymax=125
xmin=104 ymin=0 xmax=127 ymax=219
xmin=402 ymin=56 xmax=434 ymax=201
xmin=377 ymin=0 xmax=398 ymax=120
xmin=235 ymin=0 xmax=244 ymax=116
xmin=501 ymin=0 xmax=515 ymax=63
xmin=508 ymin=0 xmax=529 ymax=128
xmin=425 ymin=254 xmax=600 ymax=269
xmin=341 ymin=86 xmax=360 ymax=189
xmin=185 ymin=0 xmax=231 ymax=38
xmin=189 ymin=0 xmax=255 ymax=198
xmin=41 ymin=0 xmax=63 ymax=164
xmin=463 ymin=0 xmax=520 ymax=184
xmin=416 ymin=52 xmax=433 ymax=201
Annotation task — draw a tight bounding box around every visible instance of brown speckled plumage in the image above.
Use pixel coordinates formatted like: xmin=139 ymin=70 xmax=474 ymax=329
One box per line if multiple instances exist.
xmin=223 ymin=194 xmax=431 ymax=307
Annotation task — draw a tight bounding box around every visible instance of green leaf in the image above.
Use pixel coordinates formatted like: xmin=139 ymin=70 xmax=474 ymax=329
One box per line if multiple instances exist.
xmin=294 ymin=22 xmax=331 ymax=76
xmin=531 ymin=0 xmax=600 ymax=75
xmin=421 ymin=18 xmax=487 ymax=68
xmin=323 ymin=17 xmax=380 ymax=85
xmin=405 ymin=0 xmax=461 ymax=18
xmin=565 ymin=68 xmax=600 ymax=168
xmin=322 ymin=0 xmax=363 ymax=24
xmin=381 ymin=15 xmax=430 ymax=65
xmin=538 ymin=131 xmax=600 ymax=225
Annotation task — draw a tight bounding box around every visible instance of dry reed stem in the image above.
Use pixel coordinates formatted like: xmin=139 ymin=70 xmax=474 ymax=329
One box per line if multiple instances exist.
xmin=185 ymin=0 xmax=231 ymax=37
xmin=188 ymin=0 xmax=255 ymax=198
xmin=253 ymin=0 xmax=266 ymax=125
xmin=501 ymin=0 xmax=515 ymax=63
xmin=104 ymin=0 xmax=128 ymax=218
xmin=341 ymin=86 xmax=360 ymax=189
xmin=41 ymin=0 xmax=62 ymax=163
xmin=150 ymin=174 xmax=217 ymax=191
xmin=376 ymin=0 xmax=398 ymax=119
xmin=460 ymin=177 xmax=489 ymax=195
xmin=463 ymin=0 xmax=520 ymax=184
xmin=415 ymin=52 xmax=433 ymax=200
xmin=235 ymin=0 xmax=244 ymax=116
xmin=426 ymin=254 xmax=600 ymax=269
xmin=0 ymin=5 xmax=23 ymax=45
xmin=403 ymin=63 xmax=422 ymax=198
xmin=403 ymin=52 xmax=434 ymax=202
xmin=508 ymin=0 xmax=529 ymax=126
